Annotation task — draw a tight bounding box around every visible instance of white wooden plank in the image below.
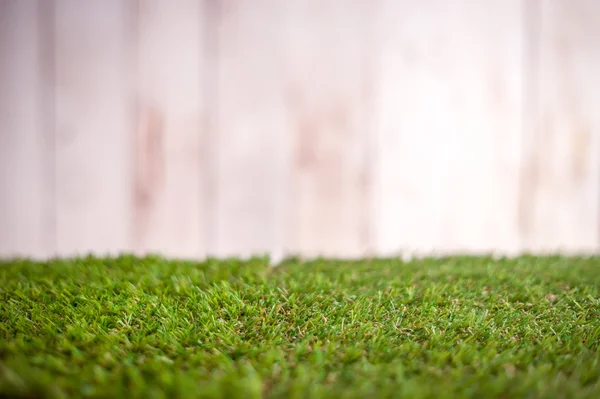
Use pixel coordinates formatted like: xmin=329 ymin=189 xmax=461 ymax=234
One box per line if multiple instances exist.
xmin=372 ymin=0 xmax=524 ymax=256
xmin=54 ymin=0 xmax=133 ymax=257
xmin=282 ymin=0 xmax=374 ymax=258
xmin=133 ymin=0 xmax=206 ymax=259
xmin=524 ymin=0 xmax=600 ymax=253
xmin=0 ymin=0 xmax=54 ymax=259
xmin=213 ymin=0 xmax=290 ymax=259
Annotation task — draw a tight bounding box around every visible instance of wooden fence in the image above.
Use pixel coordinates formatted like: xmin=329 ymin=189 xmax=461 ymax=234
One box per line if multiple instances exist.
xmin=1 ymin=0 xmax=599 ymax=260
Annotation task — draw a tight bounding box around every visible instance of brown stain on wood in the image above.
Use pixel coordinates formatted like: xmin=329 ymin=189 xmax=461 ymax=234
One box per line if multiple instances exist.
xmin=296 ymin=117 xmax=317 ymax=169
xmin=571 ymin=124 xmax=590 ymax=182
xmin=286 ymin=82 xmax=366 ymax=255
xmin=134 ymin=101 xmax=164 ymax=207
xmin=133 ymin=98 xmax=165 ymax=245
xmin=287 ymin=88 xmax=350 ymax=174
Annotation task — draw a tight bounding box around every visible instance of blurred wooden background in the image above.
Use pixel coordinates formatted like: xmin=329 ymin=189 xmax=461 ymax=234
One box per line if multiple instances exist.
xmin=1 ymin=0 xmax=599 ymax=260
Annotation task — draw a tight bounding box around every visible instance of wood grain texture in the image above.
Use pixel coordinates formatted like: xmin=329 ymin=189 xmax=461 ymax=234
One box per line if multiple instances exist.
xmin=133 ymin=0 xmax=207 ymax=258
xmin=372 ymin=0 xmax=524 ymax=256
xmin=213 ymin=0 xmax=290 ymax=258
xmin=0 ymin=0 xmax=54 ymax=258
xmin=54 ymin=0 xmax=134 ymax=256
xmin=523 ymin=0 xmax=600 ymax=253
xmin=1 ymin=1 xmax=599 ymax=260
xmin=283 ymin=0 xmax=374 ymax=258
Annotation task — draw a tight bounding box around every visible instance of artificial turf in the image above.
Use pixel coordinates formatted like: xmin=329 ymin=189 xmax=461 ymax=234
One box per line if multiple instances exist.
xmin=0 ymin=255 xmax=599 ymax=399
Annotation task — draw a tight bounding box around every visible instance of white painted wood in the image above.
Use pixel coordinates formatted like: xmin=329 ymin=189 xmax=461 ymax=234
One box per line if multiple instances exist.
xmin=372 ymin=0 xmax=524 ymax=256
xmin=133 ymin=0 xmax=206 ymax=258
xmin=0 ymin=0 xmax=54 ymax=259
xmin=53 ymin=0 xmax=134 ymax=256
xmin=213 ymin=0 xmax=291 ymax=259
xmin=1 ymin=1 xmax=599 ymax=259
xmin=282 ymin=0 xmax=374 ymax=258
xmin=524 ymin=0 xmax=600 ymax=253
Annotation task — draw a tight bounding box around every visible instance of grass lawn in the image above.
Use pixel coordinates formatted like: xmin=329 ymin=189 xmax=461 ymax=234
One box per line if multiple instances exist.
xmin=0 ymin=255 xmax=599 ymax=399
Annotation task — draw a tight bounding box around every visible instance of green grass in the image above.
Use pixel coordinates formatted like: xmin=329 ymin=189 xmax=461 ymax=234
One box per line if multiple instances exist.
xmin=1 ymin=255 xmax=599 ymax=399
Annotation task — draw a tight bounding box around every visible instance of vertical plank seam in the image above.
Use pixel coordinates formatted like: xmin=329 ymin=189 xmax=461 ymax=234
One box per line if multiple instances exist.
xmin=40 ymin=0 xmax=58 ymax=257
xmin=130 ymin=0 xmax=142 ymax=255
xmin=518 ymin=0 xmax=541 ymax=253
xmin=360 ymin=0 xmax=378 ymax=257
xmin=202 ymin=0 xmax=220 ymax=257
